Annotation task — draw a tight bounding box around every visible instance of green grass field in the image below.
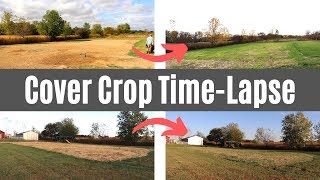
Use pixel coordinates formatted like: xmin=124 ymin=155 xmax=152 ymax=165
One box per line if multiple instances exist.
xmin=168 ymin=41 xmax=320 ymax=69
xmin=0 ymin=143 xmax=153 ymax=179
xmin=128 ymin=39 xmax=148 ymax=57
xmin=167 ymin=145 xmax=320 ymax=179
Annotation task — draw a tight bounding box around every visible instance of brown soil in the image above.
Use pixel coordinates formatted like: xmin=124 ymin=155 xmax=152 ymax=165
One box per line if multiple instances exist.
xmin=0 ymin=39 xmax=153 ymax=69
xmin=12 ymin=142 xmax=152 ymax=161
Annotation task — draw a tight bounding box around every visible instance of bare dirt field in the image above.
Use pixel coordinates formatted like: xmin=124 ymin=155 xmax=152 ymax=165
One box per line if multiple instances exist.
xmin=12 ymin=141 xmax=152 ymax=161
xmin=0 ymin=39 xmax=153 ymax=69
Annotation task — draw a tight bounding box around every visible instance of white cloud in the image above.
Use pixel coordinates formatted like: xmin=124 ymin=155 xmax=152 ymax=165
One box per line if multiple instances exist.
xmin=0 ymin=0 xmax=154 ymax=30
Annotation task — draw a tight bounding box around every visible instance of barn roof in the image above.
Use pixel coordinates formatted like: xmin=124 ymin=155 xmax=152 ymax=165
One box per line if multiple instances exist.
xmin=0 ymin=130 xmax=4 ymax=133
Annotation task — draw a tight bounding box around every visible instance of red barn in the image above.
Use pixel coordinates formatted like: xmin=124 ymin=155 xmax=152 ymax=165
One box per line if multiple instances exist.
xmin=0 ymin=130 xmax=5 ymax=139
xmin=166 ymin=136 xmax=170 ymax=144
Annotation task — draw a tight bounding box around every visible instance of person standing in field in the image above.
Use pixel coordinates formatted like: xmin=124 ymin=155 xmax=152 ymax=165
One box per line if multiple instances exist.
xmin=146 ymin=34 xmax=154 ymax=54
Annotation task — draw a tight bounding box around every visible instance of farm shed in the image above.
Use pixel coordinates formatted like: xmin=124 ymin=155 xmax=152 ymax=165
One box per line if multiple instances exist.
xmin=16 ymin=131 xmax=39 ymax=141
xmin=0 ymin=130 xmax=5 ymax=139
xmin=187 ymin=136 xmax=203 ymax=146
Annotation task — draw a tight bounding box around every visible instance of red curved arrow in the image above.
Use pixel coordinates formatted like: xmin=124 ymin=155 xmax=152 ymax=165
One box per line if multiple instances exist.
xmin=132 ymin=44 xmax=188 ymax=63
xmin=132 ymin=117 xmax=188 ymax=137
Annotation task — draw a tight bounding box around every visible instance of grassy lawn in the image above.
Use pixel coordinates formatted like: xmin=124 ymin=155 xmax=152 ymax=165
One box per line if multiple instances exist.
xmin=167 ymin=144 xmax=320 ymax=179
xmin=128 ymin=39 xmax=147 ymax=57
xmin=168 ymin=40 xmax=320 ymax=69
xmin=0 ymin=143 xmax=153 ymax=179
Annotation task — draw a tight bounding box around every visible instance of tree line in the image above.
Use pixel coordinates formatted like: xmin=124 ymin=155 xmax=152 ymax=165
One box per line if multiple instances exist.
xmin=40 ymin=111 xmax=153 ymax=144
xmin=205 ymin=112 xmax=320 ymax=149
xmin=0 ymin=10 xmax=141 ymax=40
xmin=166 ymin=18 xmax=320 ymax=50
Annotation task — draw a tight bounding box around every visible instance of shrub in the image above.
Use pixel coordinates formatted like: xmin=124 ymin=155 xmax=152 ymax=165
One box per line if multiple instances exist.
xmin=74 ymin=28 xmax=90 ymax=39
xmin=0 ymin=35 xmax=80 ymax=45
xmin=241 ymin=141 xmax=320 ymax=151
xmin=55 ymin=35 xmax=80 ymax=41
xmin=186 ymin=41 xmax=237 ymax=50
xmin=0 ymin=35 xmax=50 ymax=45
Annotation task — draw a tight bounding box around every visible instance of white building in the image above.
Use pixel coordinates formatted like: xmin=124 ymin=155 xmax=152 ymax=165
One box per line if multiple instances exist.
xmin=16 ymin=131 xmax=39 ymax=141
xmin=187 ymin=135 xmax=204 ymax=146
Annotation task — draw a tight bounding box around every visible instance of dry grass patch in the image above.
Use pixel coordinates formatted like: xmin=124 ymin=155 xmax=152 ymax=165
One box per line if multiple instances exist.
xmin=167 ymin=145 xmax=320 ymax=180
xmin=12 ymin=142 xmax=151 ymax=162
xmin=0 ymin=39 xmax=153 ymax=69
xmin=201 ymin=147 xmax=314 ymax=167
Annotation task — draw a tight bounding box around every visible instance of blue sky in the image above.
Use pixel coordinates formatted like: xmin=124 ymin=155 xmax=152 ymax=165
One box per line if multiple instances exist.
xmin=0 ymin=0 xmax=154 ymax=30
xmin=167 ymin=112 xmax=320 ymax=141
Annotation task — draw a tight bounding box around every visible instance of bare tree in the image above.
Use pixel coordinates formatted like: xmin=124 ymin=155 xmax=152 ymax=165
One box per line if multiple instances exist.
xmin=306 ymin=30 xmax=311 ymax=35
xmin=241 ymin=29 xmax=247 ymax=36
xmin=90 ymin=123 xmax=106 ymax=138
xmin=169 ymin=19 xmax=176 ymax=31
xmin=254 ymin=128 xmax=274 ymax=147
xmin=168 ymin=19 xmax=178 ymax=43
xmin=207 ymin=18 xmax=221 ymax=45
xmin=196 ymin=131 xmax=205 ymax=138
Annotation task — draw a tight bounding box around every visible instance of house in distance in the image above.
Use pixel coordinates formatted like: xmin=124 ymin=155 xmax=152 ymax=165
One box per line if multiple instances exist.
xmin=184 ymin=135 xmax=204 ymax=146
xmin=15 ymin=130 xmax=39 ymax=141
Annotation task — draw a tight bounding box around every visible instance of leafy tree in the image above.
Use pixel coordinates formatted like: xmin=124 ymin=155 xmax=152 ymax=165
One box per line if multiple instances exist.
xmin=223 ymin=123 xmax=245 ymax=143
xmin=73 ymin=22 xmax=91 ymax=38
xmin=62 ymin=21 xmax=72 ymax=37
xmin=207 ymin=124 xmax=244 ymax=146
xmin=0 ymin=11 xmax=15 ymax=35
xmin=41 ymin=119 xmax=79 ymax=138
xmin=254 ymin=127 xmax=274 ymax=145
xmin=83 ymin=22 xmax=91 ymax=31
xmin=38 ymin=10 xmax=64 ymax=39
xmin=59 ymin=118 xmax=79 ymax=137
xmin=0 ymin=24 xmax=4 ymax=35
xmin=117 ymin=23 xmax=130 ymax=34
xmin=41 ymin=122 xmax=62 ymax=137
xmin=74 ymin=27 xmax=90 ymax=39
xmin=207 ymin=128 xmax=224 ymax=144
xmin=258 ymin=32 xmax=266 ymax=40
xmin=194 ymin=31 xmax=203 ymax=41
xmin=30 ymin=21 xmax=39 ymax=35
xmin=92 ymin=24 xmax=103 ymax=36
xmin=282 ymin=112 xmax=313 ymax=149
xmin=14 ymin=17 xmax=32 ymax=37
xmin=103 ymin=26 xmax=115 ymax=35
xmin=168 ymin=31 xmax=179 ymax=43
xmin=90 ymin=123 xmax=106 ymax=138
xmin=117 ymin=111 xmax=148 ymax=143
xmin=314 ymin=122 xmax=320 ymax=142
